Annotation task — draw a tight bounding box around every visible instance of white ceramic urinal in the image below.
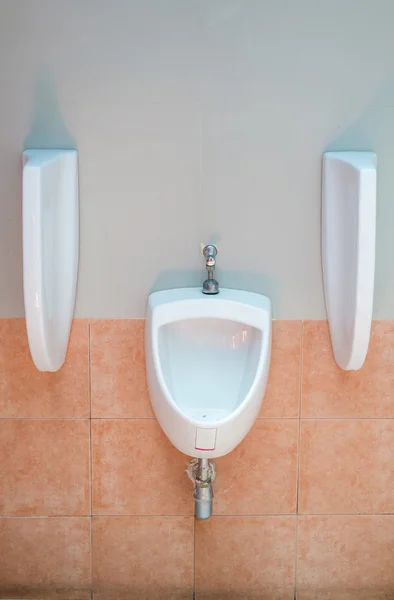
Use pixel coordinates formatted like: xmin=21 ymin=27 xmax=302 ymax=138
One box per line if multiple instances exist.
xmin=23 ymin=149 xmax=79 ymax=372
xmin=145 ymin=288 xmax=272 ymax=458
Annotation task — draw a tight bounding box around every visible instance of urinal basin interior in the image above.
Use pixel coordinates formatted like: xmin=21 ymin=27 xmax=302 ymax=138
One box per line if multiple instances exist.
xmin=158 ymin=317 xmax=262 ymax=424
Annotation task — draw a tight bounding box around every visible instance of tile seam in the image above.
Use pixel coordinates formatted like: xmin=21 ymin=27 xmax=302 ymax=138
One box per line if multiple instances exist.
xmin=294 ymin=320 xmax=304 ymax=597
xmin=2 ymin=513 xmax=394 ymax=518
xmin=4 ymin=416 xmax=394 ymax=420
xmin=88 ymin=322 xmax=93 ymax=599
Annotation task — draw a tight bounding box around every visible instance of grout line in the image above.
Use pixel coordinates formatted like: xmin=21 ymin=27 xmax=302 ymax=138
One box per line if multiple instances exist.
xmin=90 ymin=513 xmax=195 ymax=518
xmin=90 ymin=513 xmax=296 ymax=518
xmin=0 ymin=515 xmax=92 ymax=519
xmin=294 ymin=320 xmax=304 ymax=597
xmin=87 ymin=317 xmax=146 ymax=322
xmin=256 ymin=417 xmax=300 ymax=420
xmin=193 ymin=515 xmax=196 ymax=598
xmin=295 ymin=513 xmax=394 ymax=517
xmin=88 ymin=417 xmax=298 ymax=422
xmin=90 ymin=515 xmax=93 ymax=600
xmin=2 ymin=416 xmax=394 ymax=421
xmin=89 ymin=321 xmax=92 ymax=421
xmin=88 ymin=322 xmax=93 ymax=599
xmin=2 ymin=512 xmax=394 ymax=518
xmin=298 ymin=417 xmax=394 ymax=421
xmin=296 ymin=320 xmax=304 ymax=513
xmin=89 ymin=417 xmax=156 ymax=421
xmin=0 ymin=417 xmax=91 ymax=421
xmin=299 ymin=320 xmax=304 ymax=423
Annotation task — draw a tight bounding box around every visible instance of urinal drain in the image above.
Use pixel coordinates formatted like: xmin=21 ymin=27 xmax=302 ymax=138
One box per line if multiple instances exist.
xmin=186 ymin=458 xmax=215 ymax=520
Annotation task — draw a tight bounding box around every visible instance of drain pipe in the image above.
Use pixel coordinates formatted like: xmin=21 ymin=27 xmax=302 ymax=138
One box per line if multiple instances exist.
xmin=187 ymin=458 xmax=215 ymax=520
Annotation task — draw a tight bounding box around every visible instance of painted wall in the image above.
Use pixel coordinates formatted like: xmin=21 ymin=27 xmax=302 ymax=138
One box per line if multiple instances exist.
xmin=1 ymin=317 xmax=394 ymax=598
xmin=1 ymin=0 xmax=394 ymax=320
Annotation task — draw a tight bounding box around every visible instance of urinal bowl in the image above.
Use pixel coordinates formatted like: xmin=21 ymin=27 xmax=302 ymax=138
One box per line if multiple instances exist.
xmin=145 ymin=288 xmax=272 ymax=458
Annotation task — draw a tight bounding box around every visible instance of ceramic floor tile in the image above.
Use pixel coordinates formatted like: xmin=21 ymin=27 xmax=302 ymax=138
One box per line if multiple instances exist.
xmin=260 ymin=321 xmax=301 ymax=418
xmin=0 ymin=517 xmax=90 ymax=599
xmin=90 ymin=319 xmax=153 ymax=418
xmin=302 ymin=320 xmax=394 ymax=418
xmin=92 ymin=516 xmax=193 ymax=599
xmin=215 ymin=419 xmax=298 ymax=514
xmin=92 ymin=419 xmax=192 ymax=515
xmin=0 ymin=420 xmax=90 ymax=516
xmin=195 ymin=516 xmax=296 ymax=599
xmin=297 ymin=515 xmax=394 ymax=600
xmin=0 ymin=319 xmax=89 ymax=418
xmin=299 ymin=419 xmax=394 ymax=514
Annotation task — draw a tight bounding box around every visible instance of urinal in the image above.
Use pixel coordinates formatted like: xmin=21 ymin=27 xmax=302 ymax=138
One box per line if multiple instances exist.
xmin=145 ymin=287 xmax=272 ymax=459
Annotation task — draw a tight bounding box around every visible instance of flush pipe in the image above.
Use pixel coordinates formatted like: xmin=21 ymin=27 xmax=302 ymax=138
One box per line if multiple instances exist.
xmin=187 ymin=458 xmax=215 ymax=520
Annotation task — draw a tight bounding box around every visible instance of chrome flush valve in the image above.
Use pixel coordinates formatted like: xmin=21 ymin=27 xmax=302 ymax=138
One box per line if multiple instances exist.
xmin=202 ymin=244 xmax=219 ymax=295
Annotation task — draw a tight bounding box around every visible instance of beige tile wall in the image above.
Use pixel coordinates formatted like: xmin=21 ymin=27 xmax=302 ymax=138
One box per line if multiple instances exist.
xmin=1 ymin=319 xmax=394 ymax=599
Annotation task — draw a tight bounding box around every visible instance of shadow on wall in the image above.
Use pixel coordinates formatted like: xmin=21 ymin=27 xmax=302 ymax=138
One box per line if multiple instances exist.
xmin=0 ymin=72 xmax=76 ymax=318
xmin=24 ymin=73 xmax=76 ymax=150
xmin=325 ymin=82 xmax=394 ymax=319
xmin=0 ymin=74 xmax=78 ymax=317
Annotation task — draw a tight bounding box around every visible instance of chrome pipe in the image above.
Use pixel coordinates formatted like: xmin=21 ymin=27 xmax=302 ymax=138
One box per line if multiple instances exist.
xmin=187 ymin=458 xmax=215 ymax=520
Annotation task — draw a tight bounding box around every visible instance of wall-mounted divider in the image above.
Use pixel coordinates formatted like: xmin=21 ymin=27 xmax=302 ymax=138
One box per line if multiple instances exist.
xmin=22 ymin=149 xmax=79 ymax=371
xmin=322 ymin=151 xmax=377 ymax=371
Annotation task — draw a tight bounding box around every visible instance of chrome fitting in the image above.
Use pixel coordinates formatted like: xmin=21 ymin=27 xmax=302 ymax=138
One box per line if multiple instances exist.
xmin=202 ymin=244 xmax=219 ymax=295
xmin=186 ymin=458 xmax=215 ymax=520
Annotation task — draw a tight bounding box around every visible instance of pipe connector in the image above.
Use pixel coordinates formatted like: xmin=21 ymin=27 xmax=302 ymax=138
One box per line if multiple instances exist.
xmin=186 ymin=458 xmax=215 ymax=520
xmin=202 ymin=244 xmax=219 ymax=294
xmin=194 ymin=483 xmax=213 ymax=520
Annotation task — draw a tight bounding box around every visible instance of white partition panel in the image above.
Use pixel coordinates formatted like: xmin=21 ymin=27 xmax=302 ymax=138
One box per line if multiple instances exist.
xmin=322 ymin=151 xmax=376 ymax=371
xmin=23 ymin=149 xmax=79 ymax=371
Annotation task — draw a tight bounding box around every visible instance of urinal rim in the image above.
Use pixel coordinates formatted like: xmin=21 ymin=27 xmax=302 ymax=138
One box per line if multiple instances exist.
xmin=146 ymin=288 xmax=272 ymax=428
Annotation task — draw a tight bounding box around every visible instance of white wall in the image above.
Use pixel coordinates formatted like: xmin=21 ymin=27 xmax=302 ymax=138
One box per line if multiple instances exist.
xmin=1 ymin=0 xmax=394 ymax=318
